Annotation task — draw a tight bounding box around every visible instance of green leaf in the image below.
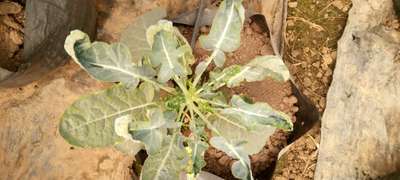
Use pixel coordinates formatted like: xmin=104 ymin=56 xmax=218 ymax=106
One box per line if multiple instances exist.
xmin=221 ymin=95 xmax=292 ymax=131
xmin=147 ymin=21 xmax=195 ymax=82
xmin=141 ymin=134 xmax=188 ymax=180
xmin=208 ymin=56 xmax=290 ymax=90
xmin=208 ymin=65 xmax=242 ymax=90
xmin=150 ymin=30 xmax=188 ymax=82
xmin=199 ymin=0 xmax=244 ymax=52
xmin=187 ymin=139 xmax=209 ymax=176
xmin=130 ymin=108 xmax=167 ymax=155
xmin=214 ymin=50 xmax=226 ymax=67
xmin=199 ymin=0 xmax=244 ymax=67
xmin=120 ymin=7 xmax=167 ymax=63
xmin=212 ymin=113 xmax=276 ymax=155
xmin=139 ymin=82 xmax=156 ymax=102
xmin=114 ymin=139 xmax=144 ymax=156
xmin=64 ymin=30 xmax=155 ymax=87
xmin=211 ymin=95 xmax=292 ymax=154
xmin=210 ymin=136 xmax=253 ymax=180
xmin=187 ymin=124 xmax=208 ymax=176
xmin=59 ymin=85 xmax=156 ymax=147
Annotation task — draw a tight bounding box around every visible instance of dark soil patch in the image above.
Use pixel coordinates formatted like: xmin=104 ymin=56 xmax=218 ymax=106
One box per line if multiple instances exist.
xmin=0 ymin=0 xmax=24 ymax=72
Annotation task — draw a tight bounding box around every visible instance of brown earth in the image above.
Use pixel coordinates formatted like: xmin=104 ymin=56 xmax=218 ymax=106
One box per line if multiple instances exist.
xmin=0 ymin=0 xmax=24 ymax=72
xmin=272 ymin=0 xmax=351 ymax=179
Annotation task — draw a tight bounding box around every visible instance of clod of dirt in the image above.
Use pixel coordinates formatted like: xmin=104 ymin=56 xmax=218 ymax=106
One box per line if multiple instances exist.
xmin=0 ymin=1 xmax=22 ymax=15
xmin=272 ymin=126 xmax=320 ymax=180
xmin=0 ymin=0 xmax=24 ymax=72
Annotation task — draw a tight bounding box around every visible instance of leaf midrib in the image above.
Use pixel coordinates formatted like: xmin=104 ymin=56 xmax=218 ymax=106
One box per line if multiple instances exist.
xmin=215 ymin=2 xmax=236 ymax=49
xmin=153 ymin=134 xmax=176 ymax=180
xmin=69 ymin=102 xmax=156 ymax=131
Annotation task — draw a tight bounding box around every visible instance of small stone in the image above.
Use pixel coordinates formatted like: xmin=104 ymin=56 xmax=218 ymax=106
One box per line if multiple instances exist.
xmin=316 ymin=72 xmax=323 ymax=78
xmin=0 ymin=16 xmax=22 ymax=31
xmin=288 ymin=96 xmax=298 ymax=104
xmin=330 ymin=50 xmax=337 ymax=60
xmin=9 ymin=30 xmax=23 ymax=45
xmin=250 ymin=22 xmax=263 ymax=33
xmin=0 ymin=2 xmax=22 ymax=15
xmin=287 ymin=20 xmax=295 ymax=26
xmin=200 ymin=26 xmax=209 ymax=34
xmin=319 ymin=98 xmax=326 ymax=108
xmin=292 ymin=106 xmax=299 ymax=113
xmin=303 ymin=77 xmax=312 ymax=87
xmin=282 ymin=97 xmax=290 ymax=103
xmin=312 ymin=61 xmax=320 ymax=68
xmin=322 ymin=76 xmax=329 ymax=84
xmin=288 ymin=2 xmax=298 ymax=8
xmin=325 ymin=69 xmax=333 ymax=77
xmin=291 ymin=49 xmax=301 ymax=57
xmin=260 ymin=48 xmax=270 ymax=55
xmin=332 ymin=0 xmax=345 ymax=11
xmin=218 ymin=156 xmax=230 ymax=165
xmin=245 ymin=27 xmax=253 ymax=35
xmin=99 ymin=158 xmax=114 ymax=170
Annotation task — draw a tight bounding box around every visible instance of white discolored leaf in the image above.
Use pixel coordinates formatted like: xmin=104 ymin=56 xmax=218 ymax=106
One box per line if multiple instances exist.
xmin=221 ymin=95 xmax=292 ymax=131
xmin=64 ymin=30 xmax=155 ymax=87
xmin=214 ymin=50 xmax=226 ymax=67
xmin=150 ymin=30 xmax=188 ymax=82
xmin=208 ymin=56 xmax=290 ymax=90
xmin=199 ymin=0 xmax=245 ymax=67
xmin=147 ymin=20 xmax=195 ymax=82
xmin=199 ymin=0 xmax=245 ymax=52
xmin=139 ymin=82 xmax=156 ymax=102
xmin=114 ymin=139 xmax=144 ymax=156
xmin=141 ymin=134 xmax=188 ymax=180
xmin=210 ymin=136 xmax=253 ymax=180
xmin=121 ymin=7 xmax=167 ymax=63
xmin=212 ymin=114 xmax=276 ymax=155
xmin=130 ymin=108 xmax=167 ymax=155
xmin=59 ymin=85 xmax=156 ymax=148
xmin=211 ymin=95 xmax=292 ymax=154
xmin=146 ymin=20 xmax=175 ymax=47
xmin=195 ymin=61 xmax=208 ymax=77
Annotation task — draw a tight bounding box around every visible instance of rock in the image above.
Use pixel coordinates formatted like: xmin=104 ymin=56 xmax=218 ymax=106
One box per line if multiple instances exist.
xmin=250 ymin=22 xmax=263 ymax=33
xmin=0 ymin=63 xmax=133 ymax=179
xmin=288 ymin=2 xmax=298 ymax=8
xmin=9 ymin=30 xmax=23 ymax=45
xmin=245 ymin=26 xmax=253 ymax=35
xmin=0 ymin=2 xmax=22 ymax=15
xmin=303 ymin=77 xmax=312 ymax=87
xmin=0 ymin=15 xmax=23 ymax=31
xmin=314 ymin=0 xmax=400 ymax=179
xmin=200 ymin=26 xmax=209 ymax=34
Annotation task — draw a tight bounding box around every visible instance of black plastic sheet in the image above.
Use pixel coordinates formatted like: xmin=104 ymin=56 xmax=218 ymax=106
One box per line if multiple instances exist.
xmin=0 ymin=0 xmax=96 ymax=87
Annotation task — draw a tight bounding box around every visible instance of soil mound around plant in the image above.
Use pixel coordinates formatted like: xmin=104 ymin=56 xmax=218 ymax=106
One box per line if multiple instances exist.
xmin=0 ymin=0 xmax=24 ymax=72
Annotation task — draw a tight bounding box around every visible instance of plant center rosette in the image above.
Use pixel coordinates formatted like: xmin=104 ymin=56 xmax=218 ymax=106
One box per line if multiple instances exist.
xmin=59 ymin=1 xmax=294 ymax=179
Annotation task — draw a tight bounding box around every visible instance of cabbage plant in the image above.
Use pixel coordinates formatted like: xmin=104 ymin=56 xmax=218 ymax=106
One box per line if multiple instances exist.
xmin=59 ymin=0 xmax=292 ymax=179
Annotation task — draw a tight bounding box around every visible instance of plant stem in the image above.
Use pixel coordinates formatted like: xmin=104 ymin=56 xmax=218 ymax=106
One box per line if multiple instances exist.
xmin=140 ymin=76 xmax=175 ymax=93
xmin=189 ymin=103 xmax=222 ymax=136
xmin=195 ymin=98 xmax=229 ymax=108
xmin=192 ymin=50 xmax=218 ymax=87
